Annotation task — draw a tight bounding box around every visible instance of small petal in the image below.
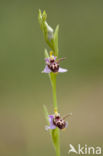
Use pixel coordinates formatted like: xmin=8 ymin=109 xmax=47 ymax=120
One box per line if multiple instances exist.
xmin=50 ymin=124 xmax=56 ymax=130
xmin=65 ymin=121 xmax=68 ymax=128
xmin=48 ymin=115 xmax=54 ymax=122
xmin=54 ymin=56 xmax=57 ymax=60
xmin=45 ymin=58 xmax=50 ymax=63
xmin=58 ymin=67 xmax=68 ymax=73
xmin=48 ymin=115 xmax=56 ymax=129
xmin=42 ymin=65 xmax=51 ymax=73
xmin=45 ymin=115 xmax=56 ymax=131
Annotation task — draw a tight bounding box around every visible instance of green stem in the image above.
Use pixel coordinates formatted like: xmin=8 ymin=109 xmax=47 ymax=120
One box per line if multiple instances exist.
xmin=55 ymin=129 xmax=60 ymax=156
xmin=51 ymin=73 xmax=57 ymax=111
xmin=50 ymin=72 xmax=60 ymax=156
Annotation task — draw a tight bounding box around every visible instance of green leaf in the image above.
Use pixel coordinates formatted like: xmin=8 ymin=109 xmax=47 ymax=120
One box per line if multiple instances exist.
xmin=38 ymin=9 xmax=47 ymax=29
xmin=54 ymin=25 xmax=59 ymax=57
xmin=43 ymin=105 xmax=49 ymax=125
xmin=42 ymin=10 xmax=47 ymax=21
xmin=44 ymin=49 xmax=49 ymax=58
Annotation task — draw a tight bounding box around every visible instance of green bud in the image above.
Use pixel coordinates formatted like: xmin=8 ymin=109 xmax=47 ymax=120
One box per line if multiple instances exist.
xmin=38 ymin=9 xmax=59 ymax=57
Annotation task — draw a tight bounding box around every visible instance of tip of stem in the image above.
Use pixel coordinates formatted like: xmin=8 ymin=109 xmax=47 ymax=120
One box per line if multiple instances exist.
xmin=54 ymin=108 xmax=58 ymax=114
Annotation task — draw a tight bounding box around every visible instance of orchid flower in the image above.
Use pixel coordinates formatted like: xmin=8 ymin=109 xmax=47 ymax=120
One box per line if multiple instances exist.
xmin=42 ymin=51 xmax=68 ymax=73
xmin=45 ymin=112 xmax=69 ymax=131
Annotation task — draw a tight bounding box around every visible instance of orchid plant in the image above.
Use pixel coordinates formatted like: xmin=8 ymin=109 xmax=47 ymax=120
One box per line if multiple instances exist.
xmin=38 ymin=10 xmax=71 ymax=156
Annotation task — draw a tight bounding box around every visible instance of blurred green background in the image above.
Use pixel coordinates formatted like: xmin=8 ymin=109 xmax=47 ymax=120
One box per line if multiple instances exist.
xmin=0 ymin=0 xmax=103 ymax=156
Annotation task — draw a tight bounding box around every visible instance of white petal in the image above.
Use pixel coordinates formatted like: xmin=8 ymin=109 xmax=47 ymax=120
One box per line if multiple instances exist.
xmin=42 ymin=65 xmax=51 ymax=73
xmin=58 ymin=67 xmax=68 ymax=73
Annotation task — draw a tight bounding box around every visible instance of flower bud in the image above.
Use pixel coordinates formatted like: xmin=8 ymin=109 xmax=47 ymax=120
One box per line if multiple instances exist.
xmin=45 ymin=21 xmax=54 ymax=40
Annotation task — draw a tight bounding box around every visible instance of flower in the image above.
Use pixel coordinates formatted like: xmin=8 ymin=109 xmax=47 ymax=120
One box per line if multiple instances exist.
xmin=42 ymin=52 xmax=68 ymax=73
xmin=45 ymin=113 xmax=68 ymax=130
xmin=45 ymin=115 xmax=56 ymax=130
